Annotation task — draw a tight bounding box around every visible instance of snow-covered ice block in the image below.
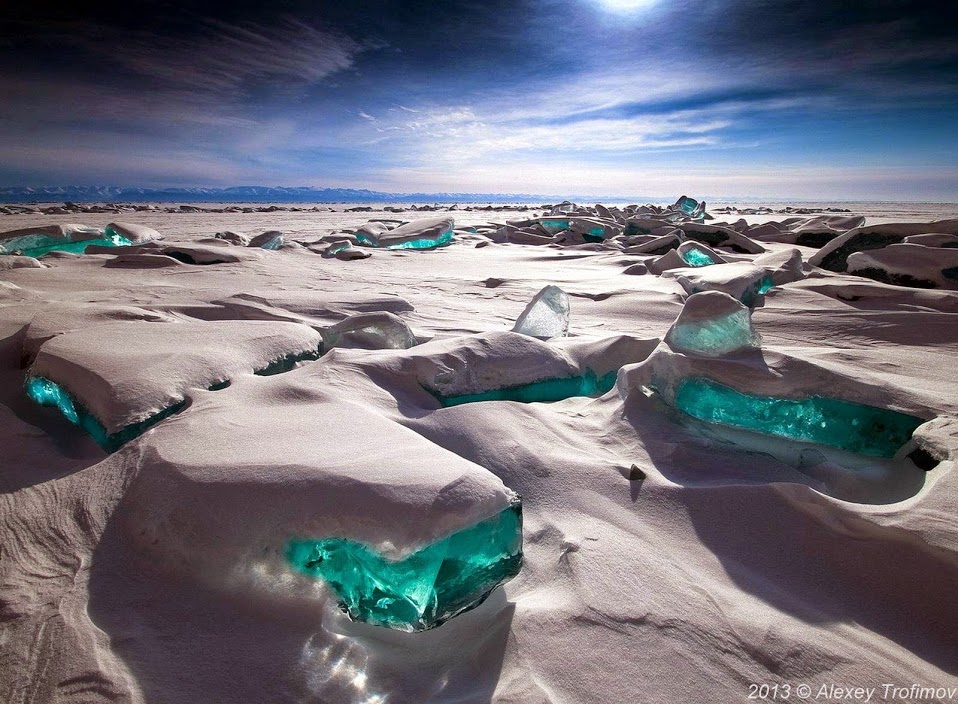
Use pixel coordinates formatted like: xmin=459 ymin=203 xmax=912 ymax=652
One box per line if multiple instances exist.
xmin=677 ymin=241 xmax=725 ymax=267
xmin=665 ymin=291 xmax=761 ymax=357
xmin=847 ymin=243 xmax=958 ymax=290
xmin=248 ymin=231 xmax=284 ymax=250
xmin=357 ymin=217 xmax=454 ymax=250
xmin=118 ymin=375 xmax=521 ymax=631
xmin=322 ymin=311 xmax=417 ymax=350
xmin=27 ymin=320 xmax=322 ymax=448
xmin=0 ymin=255 xmax=43 ymax=270
xmin=512 ymin=285 xmax=570 ymax=339
xmin=666 ymin=262 xmax=773 ymax=306
xmin=622 ymin=231 xmax=682 ymax=255
xmin=157 ymin=243 xmax=263 ymax=264
xmin=0 ymin=223 xmax=126 ymax=257
xmin=902 ymin=233 xmax=958 ymax=248
xmin=647 ymin=249 xmax=688 ymax=275
xmin=20 ymin=302 xmax=178 ymax=364
xmin=810 ymin=219 xmax=958 ymax=272
xmin=753 ymin=247 xmax=806 ymax=286
xmin=622 ymin=345 xmax=933 ymax=466
xmin=104 ymin=222 xmax=162 ymax=244
xmin=214 ymin=230 xmax=250 ymax=245
xmin=679 ymin=223 xmax=766 ymax=254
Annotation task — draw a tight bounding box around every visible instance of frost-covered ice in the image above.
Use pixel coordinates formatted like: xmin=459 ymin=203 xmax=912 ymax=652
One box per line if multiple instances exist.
xmin=1 ymin=200 xmax=958 ymax=704
xmin=665 ymin=291 xmax=761 ymax=357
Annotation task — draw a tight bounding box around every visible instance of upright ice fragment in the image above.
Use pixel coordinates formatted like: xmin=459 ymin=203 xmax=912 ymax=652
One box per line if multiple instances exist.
xmin=287 ymin=498 xmax=522 ymax=631
xmin=665 ymin=291 xmax=761 ymax=357
xmin=512 ymin=285 xmax=570 ymax=339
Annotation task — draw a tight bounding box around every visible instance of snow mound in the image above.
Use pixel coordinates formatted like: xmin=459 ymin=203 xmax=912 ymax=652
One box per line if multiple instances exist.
xmin=810 ymin=219 xmax=958 ymax=272
xmin=679 ymin=223 xmax=766 ymax=254
xmin=357 ymin=217 xmax=455 ymax=249
xmin=847 ymin=243 xmax=958 ymax=290
xmin=28 ymin=320 xmax=322 ymax=439
xmin=117 ymin=372 xmax=519 ymax=628
xmin=665 ymin=262 xmax=773 ymax=306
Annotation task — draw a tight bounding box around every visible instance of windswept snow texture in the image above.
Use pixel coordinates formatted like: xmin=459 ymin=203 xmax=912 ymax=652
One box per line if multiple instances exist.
xmin=1 ymin=201 xmax=958 ymax=704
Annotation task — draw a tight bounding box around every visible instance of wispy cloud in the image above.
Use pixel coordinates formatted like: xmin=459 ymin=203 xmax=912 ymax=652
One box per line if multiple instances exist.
xmin=57 ymin=16 xmax=366 ymax=96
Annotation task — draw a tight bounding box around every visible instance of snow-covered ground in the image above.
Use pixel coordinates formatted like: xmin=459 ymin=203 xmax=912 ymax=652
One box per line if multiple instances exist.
xmin=1 ymin=203 xmax=957 ymax=703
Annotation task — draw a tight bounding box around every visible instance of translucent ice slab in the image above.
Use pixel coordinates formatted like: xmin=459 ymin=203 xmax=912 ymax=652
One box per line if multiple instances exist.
xmin=512 ymin=285 xmax=570 ymax=338
xmin=670 ymin=377 xmax=924 ymax=457
xmin=434 ymin=369 xmax=617 ymax=406
xmin=286 ymin=499 xmax=522 ymax=631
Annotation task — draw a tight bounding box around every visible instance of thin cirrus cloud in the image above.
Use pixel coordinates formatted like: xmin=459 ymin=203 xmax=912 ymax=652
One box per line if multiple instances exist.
xmin=56 ymin=16 xmax=367 ymax=95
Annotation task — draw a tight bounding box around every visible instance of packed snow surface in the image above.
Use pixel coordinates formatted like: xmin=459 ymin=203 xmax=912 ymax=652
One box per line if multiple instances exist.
xmin=1 ymin=201 xmax=957 ymax=703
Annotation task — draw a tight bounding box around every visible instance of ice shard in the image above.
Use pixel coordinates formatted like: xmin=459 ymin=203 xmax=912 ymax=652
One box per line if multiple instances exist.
xmin=670 ymin=377 xmax=924 ymax=457
xmin=286 ymin=499 xmax=522 ymax=631
xmin=665 ymin=292 xmax=761 ymax=357
xmin=677 ymin=241 xmax=725 ymax=268
xmin=679 ymin=248 xmax=716 ymax=267
xmin=674 ymin=196 xmax=699 ymax=216
xmin=512 ymin=285 xmax=570 ymax=339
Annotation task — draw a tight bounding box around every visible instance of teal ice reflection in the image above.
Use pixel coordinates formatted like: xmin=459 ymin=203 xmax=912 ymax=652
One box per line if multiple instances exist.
xmin=680 ymin=248 xmax=716 ymax=267
xmin=671 ymin=377 xmax=924 ymax=457
xmin=287 ymin=499 xmax=522 ymax=631
xmin=356 ymin=230 xmax=453 ymax=250
xmin=435 ymin=369 xmax=617 ymax=407
xmin=669 ymin=310 xmax=759 ymax=357
xmin=26 ymin=376 xmax=185 ymax=452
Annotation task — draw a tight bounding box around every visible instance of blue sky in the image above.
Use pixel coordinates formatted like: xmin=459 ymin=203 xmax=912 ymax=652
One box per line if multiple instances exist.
xmin=1 ymin=0 xmax=956 ymax=199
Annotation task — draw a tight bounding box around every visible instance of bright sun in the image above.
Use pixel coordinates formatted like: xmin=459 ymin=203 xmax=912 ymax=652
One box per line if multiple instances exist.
xmin=593 ymin=0 xmax=658 ymax=12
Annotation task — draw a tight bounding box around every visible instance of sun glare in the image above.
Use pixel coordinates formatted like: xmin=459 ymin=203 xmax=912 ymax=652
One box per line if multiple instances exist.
xmin=594 ymin=0 xmax=658 ymax=12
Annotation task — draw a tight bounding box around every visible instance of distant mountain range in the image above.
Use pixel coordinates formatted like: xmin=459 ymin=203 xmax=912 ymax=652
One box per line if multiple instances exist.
xmin=0 ymin=185 xmax=601 ymax=204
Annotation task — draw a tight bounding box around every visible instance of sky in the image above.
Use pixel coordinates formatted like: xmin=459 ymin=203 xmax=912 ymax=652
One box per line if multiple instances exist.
xmin=1 ymin=0 xmax=957 ymax=199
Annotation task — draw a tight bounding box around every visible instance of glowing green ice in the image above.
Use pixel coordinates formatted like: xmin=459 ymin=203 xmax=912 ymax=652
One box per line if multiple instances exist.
xmin=669 ymin=310 xmax=759 ymax=357
xmin=356 ymin=230 xmax=453 ymax=250
xmin=676 ymin=197 xmax=699 ymax=215
xmin=671 ymin=377 xmax=924 ymax=457
xmin=680 ymin=248 xmax=716 ymax=267
xmin=4 ymin=233 xmax=133 ymax=258
xmin=286 ymin=500 xmax=522 ymax=631
xmin=540 ymin=219 xmax=571 ymax=233
xmin=26 ymin=376 xmax=185 ymax=452
xmin=757 ymin=276 xmax=774 ymax=294
xmin=435 ymin=369 xmax=617 ymax=407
